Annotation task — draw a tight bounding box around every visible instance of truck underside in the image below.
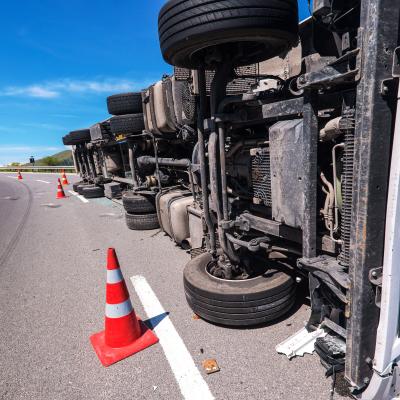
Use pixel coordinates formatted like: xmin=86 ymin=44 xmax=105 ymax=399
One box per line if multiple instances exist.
xmin=63 ymin=0 xmax=400 ymax=397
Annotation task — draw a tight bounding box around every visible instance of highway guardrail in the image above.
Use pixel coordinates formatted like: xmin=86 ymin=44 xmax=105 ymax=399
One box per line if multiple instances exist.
xmin=0 ymin=166 xmax=76 ymax=173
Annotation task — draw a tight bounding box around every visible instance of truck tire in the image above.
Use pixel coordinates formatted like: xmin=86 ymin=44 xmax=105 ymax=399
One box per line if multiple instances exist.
xmin=125 ymin=212 xmax=160 ymax=230
xmin=73 ymin=181 xmax=86 ymax=192
xmin=63 ymin=130 xmax=91 ymax=145
xmin=110 ymin=114 xmax=145 ymax=135
xmin=122 ymin=192 xmax=156 ymax=213
xmin=183 ymin=252 xmax=296 ymax=326
xmin=82 ymin=185 xmax=104 ymax=198
xmin=158 ymin=0 xmax=299 ymax=69
xmin=107 ymin=92 xmax=143 ymax=115
xmin=62 ymin=135 xmax=72 ymax=145
xmin=77 ymin=183 xmax=95 ymax=195
xmin=64 ymin=129 xmax=91 ymax=145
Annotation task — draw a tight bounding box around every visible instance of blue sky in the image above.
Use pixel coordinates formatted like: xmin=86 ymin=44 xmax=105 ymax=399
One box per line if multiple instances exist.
xmin=0 ymin=0 xmax=311 ymax=165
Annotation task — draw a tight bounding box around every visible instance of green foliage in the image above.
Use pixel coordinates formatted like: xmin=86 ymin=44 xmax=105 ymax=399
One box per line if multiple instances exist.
xmin=26 ymin=150 xmax=73 ymax=166
xmin=10 ymin=162 xmax=22 ymax=166
xmin=50 ymin=150 xmax=74 ymax=166
xmin=40 ymin=156 xmax=59 ymax=166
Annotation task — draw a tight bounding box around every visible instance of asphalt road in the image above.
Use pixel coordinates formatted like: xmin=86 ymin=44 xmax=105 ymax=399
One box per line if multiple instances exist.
xmin=0 ymin=173 xmax=349 ymax=400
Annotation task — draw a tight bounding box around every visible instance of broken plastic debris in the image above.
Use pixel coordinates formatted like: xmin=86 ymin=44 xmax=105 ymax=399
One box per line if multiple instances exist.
xmin=276 ymin=327 xmax=327 ymax=359
xmin=202 ymin=359 xmax=220 ymax=375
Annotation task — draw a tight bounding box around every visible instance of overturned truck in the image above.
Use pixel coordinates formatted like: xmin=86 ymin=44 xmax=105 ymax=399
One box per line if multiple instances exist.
xmin=64 ymin=0 xmax=400 ymax=397
xmin=158 ymin=0 xmax=400 ymax=396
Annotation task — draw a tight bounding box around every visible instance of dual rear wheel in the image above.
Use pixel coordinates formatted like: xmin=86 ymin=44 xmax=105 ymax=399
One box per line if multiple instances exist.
xmin=122 ymin=192 xmax=160 ymax=230
xmin=184 ymin=253 xmax=296 ymax=327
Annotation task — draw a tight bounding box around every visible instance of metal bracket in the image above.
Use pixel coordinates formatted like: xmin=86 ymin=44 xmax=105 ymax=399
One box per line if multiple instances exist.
xmin=297 ymin=48 xmax=361 ymax=90
xmin=381 ymin=78 xmax=396 ymax=97
xmin=219 ymin=219 xmax=235 ymax=229
xmin=392 ymin=46 xmax=400 ymax=78
xmin=369 ymin=267 xmax=383 ymax=308
xmin=298 ymin=255 xmax=351 ymax=290
xmin=369 ymin=267 xmax=383 ymax=287
xmin=322 ymin=318 xmax=347 ymax=339
xmin=234 ymin=216 xmax=250 ymax=231
xmin=382 ymin=47 xmax=400 ymax=96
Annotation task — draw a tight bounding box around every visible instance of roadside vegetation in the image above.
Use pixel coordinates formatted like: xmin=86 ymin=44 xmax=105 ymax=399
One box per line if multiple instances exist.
xmin=1 ymin=150 xmax=74 ymax=172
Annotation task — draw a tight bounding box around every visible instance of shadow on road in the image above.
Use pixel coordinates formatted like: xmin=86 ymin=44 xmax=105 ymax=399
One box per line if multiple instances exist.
xmin=144 ymin=312 xmax=170 ymax=330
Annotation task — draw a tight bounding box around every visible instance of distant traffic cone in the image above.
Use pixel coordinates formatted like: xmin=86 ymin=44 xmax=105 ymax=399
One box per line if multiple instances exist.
xmin=61 ymin=170 xmax=69 ymax=185
xmin=56 ymin=178 xmax=66 ymax=199
xmin=90 ymin=248 xmax=159 ymax=367
xmin=17 ymin=170 xmax=23 ymax=180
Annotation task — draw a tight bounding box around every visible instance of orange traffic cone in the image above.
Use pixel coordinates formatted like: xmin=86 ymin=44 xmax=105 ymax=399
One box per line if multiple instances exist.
xmin=61 ymin=169 xmax=69 ymax=185
xmin=17 ymin=170 xmax=23 ymax=180
xmin=90 ymin=248 xmax=159 ymax=367
xmin=56 ymin=178 xmax=66 ymax=199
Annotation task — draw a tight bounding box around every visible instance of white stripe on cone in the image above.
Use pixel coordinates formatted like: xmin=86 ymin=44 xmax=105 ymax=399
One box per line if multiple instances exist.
xmin=107 ymin=269 xmax=124 ymax=284
xmin=105 ymin=299 xmax=133 ymax=318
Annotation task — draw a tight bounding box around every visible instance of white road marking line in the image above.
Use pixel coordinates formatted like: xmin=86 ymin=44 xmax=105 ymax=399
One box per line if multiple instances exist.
xmin=6 ymin=176 xmax=17 ymax=179
xmin=68 ymin=190 xmax=89 ymax=203
xmin=130 ymin=276 xmax=214 ymax=400
xmin=77 ymin=195 xmax=89 ymax=203
xmin=36 ymin=179 xmax=50 ymax=184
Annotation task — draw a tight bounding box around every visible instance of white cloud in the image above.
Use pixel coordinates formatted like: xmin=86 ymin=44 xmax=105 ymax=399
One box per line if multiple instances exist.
xmin=0 ymin=78 xmax=142 ymax=99
xmin=20 ymin=122 xmax=66 ymax=130
xmin=0 ymin=146 xmax=62 ymax=153
xmin=3 ymin=85 xmax=59 ymax=98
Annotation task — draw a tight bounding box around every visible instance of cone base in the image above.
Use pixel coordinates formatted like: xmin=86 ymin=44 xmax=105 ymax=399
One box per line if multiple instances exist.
xmin=90 ymin=318 xmax=159 ymax=367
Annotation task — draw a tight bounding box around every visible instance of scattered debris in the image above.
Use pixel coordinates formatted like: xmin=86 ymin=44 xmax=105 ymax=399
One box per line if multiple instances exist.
xmin=99 ymin=213 xmax=123 ymax=219
xmin=192 ymin=314 xmax=201 ymax=320
xmin=92 ymin=249 xmax=100 ymax=252
xmin=40 ymin=203 xmax=61 ymax=208
xmin=1 ymin=196 xmax=19 ymax=200
xmin=152 ymin=386 xmax=158 ymax=391
xmin=200 ymin=348 xmax=204 ymax=354
xmin=202 ymin=359 xmax=220 ymax=375
xmin=276 ymin=327 xmax=327 ymax=359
